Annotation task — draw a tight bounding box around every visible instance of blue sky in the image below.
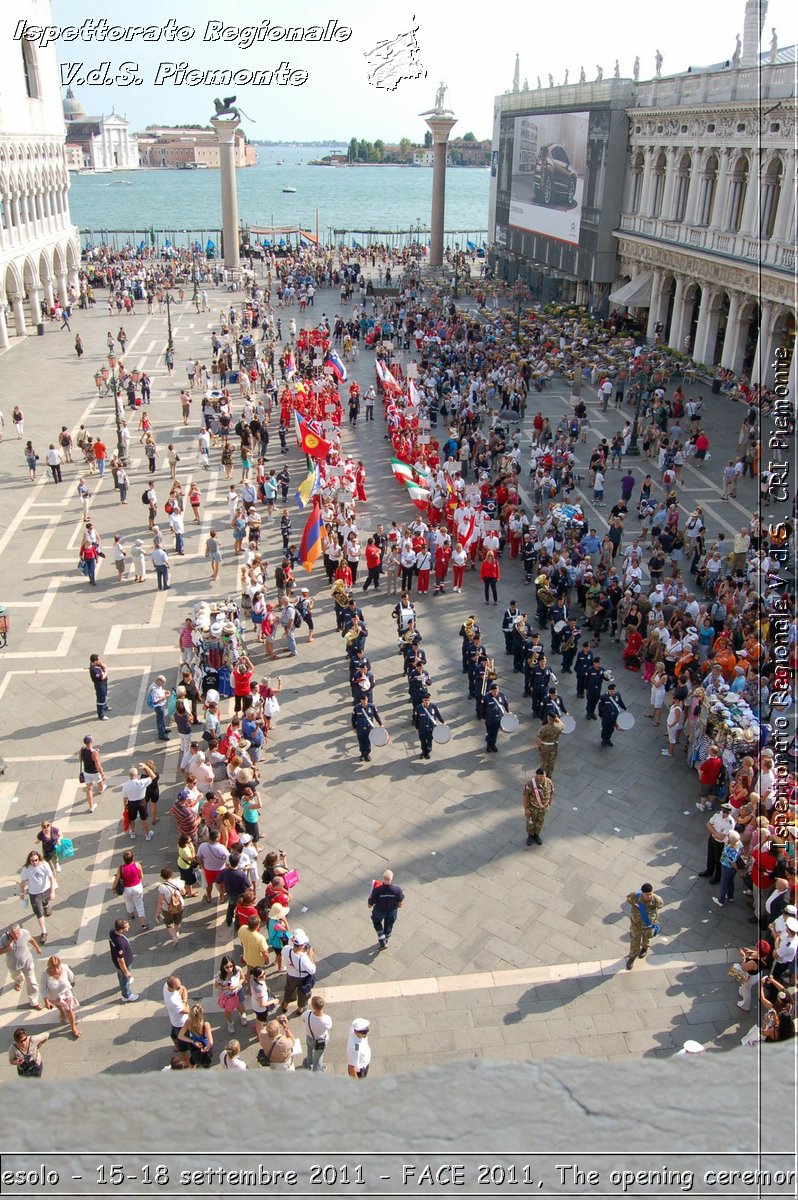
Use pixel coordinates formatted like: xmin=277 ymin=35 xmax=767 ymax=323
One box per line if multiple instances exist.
xmin=49 ymin=0 xmax=793 ymax=140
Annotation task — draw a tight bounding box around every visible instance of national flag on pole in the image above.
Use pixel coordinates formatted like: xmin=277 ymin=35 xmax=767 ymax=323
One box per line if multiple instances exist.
xmin=324 ymin=349 xmax=347 ymax=382
xmin=390 ymin=456 xmax=415 ymax=485
xmin=285 ymin=349 xmax=296 ymax=378
xmin=405 ymin=479 xmax=430 ymax=512
xmin=295 ymin=464 xmax=320 ymax=509
xmin=408 ymin=379 xmax=422 ymax=408
xmin=299 ymin=498 xmax=325 ymax=573
xmin=296 ymin=412 xmax=331 ymax=461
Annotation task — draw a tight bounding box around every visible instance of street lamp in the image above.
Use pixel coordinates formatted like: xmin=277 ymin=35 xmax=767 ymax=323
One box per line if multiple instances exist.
xmin=165 ymin=292 xmax=174 ymax=353
xmin=512 ymin=278 xmax=529 ymax=342
xmin=452 ymin=250 xmax=463 ymax=300
xmin=626 ymin=367 xmax=652 ymax=457
xmin=106 ymin=353 xmax=127 ymax=465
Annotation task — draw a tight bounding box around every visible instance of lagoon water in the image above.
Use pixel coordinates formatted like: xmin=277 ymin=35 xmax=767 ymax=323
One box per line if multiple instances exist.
xmin=68 ymin=143 xmax=490 ymax=247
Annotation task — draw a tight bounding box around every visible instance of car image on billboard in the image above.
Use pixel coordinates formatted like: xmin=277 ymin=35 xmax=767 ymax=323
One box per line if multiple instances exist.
xmin=534 ymin=144 xmax=578 ymax=206
xmin=508 ymin=111 xmax=589 ymax=246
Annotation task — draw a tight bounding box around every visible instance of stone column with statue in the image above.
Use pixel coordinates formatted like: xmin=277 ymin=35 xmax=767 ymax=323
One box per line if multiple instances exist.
xmin=420 ymin=84 xmax=457 ymax=269
xmin=211 ymin=96 xmax=249 ymax=276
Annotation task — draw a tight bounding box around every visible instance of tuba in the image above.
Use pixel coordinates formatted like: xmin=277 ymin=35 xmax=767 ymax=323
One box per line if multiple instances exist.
xmin=331 ymin=579 xmax=349 ymax=603
xmin=536 ymin=586 xmax=556 ymax=607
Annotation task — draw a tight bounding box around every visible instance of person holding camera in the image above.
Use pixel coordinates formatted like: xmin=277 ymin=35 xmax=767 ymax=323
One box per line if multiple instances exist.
xmin=256 ymin=1014 xmax=297 ymax=1070
xmin=8 ymin=1027 xmax=48 ymax=1078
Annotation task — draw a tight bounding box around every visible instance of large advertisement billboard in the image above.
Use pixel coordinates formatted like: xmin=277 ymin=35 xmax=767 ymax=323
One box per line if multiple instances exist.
xmin=508 ymin=111 xmax=590 ymax=246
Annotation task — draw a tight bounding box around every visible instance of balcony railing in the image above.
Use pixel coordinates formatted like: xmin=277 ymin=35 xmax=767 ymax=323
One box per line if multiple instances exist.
xmin=617 ymin=211 xmax=791 ymax=272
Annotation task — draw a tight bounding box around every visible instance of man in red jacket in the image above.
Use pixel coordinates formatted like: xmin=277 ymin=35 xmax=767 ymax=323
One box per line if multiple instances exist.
xmin=697 ymin=745 xmax=724 ymax=811
xmin=434 ymin=538 xmax=452 ymax=595
xmin=750 ymin=840 xmax=778 ymax=923
xmin=362 ymin=538 xmax=382 ymax=592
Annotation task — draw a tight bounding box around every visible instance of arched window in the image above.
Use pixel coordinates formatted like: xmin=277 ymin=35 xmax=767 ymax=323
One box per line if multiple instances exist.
xmin=760 ymin=158 xmax=782 ymax=239
xmin=697 ymin=154 xmax=718 ymax=226
xmin=630 ymin=152 xmax=645 ymax=212
xmin=651 ymin=152 xmax=667 ymax=217
xmin=21 ymin=41 xmax=40 ymax=99
xmin=727 ymin=156 xmax=749 ymax=232
xmin=673 ymin=153 xmax=691 ymax=222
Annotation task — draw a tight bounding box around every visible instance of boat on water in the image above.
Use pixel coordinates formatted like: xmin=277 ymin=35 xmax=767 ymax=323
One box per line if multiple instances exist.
xmin=282 ymin=187 xmax=297 ymax=194
xmin=276 ymin=159 xmax=284 ymax=165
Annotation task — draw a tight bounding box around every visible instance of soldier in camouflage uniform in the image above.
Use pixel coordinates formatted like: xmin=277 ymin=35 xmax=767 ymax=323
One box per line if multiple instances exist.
xmin=626 ymin=883 xmax=664 ymax=969
xmin=535 ymin=710 xmax=564 ymax=776
xmin=523 ymin=768 xmax=554 ymax=846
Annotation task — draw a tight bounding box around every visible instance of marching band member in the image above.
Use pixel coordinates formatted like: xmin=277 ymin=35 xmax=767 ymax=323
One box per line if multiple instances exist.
xmin=560 ymin=618 xmax=581 ymax=674
xmin=483 ymin=682 xmax=510 ymax=754
xmin=598 ymin=683 xmax=628 ymax=748
xmin=501 ymin=600 xmax=521 ymax=655
xmin=415 ymin=693 xmax=445 ymax=760
xmin=351 ymin=694 xmax=384 ymax=763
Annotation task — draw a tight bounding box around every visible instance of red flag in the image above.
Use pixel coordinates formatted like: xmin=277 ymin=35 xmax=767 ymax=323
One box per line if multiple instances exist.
xmin=296 ymin=412 xmax=331 ymax=461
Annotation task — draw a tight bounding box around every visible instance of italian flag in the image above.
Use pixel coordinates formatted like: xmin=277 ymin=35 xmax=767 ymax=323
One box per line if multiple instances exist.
xmin=405 ymin=479 xmax=431 ymax=512
xmin=391 ymin=456 xmax=415 ymax=485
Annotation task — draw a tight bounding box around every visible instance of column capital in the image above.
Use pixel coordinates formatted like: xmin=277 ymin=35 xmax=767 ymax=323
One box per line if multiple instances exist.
xmin=210 ymin=116 xmax=241 ymax=143
xmin=423 ymin=115 xmax=457 ymax=145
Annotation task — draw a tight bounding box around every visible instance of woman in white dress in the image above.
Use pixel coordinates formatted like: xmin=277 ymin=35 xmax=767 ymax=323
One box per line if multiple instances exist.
xmin=662 ymin=696 xmax=685 ymax=756
xmin=42 ymin=955 xmax=80 ymax=1038
xmin=647 ymin=662 xmax=668 ymax=725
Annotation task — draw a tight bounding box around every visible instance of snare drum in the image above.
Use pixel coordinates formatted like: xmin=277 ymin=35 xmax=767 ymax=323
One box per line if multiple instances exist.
xmin=369 ymin=726 xmax=389 ymax=747
xmin=432 ymin=724 xmax=451 ymax=745
xmin=500 ymin=712 xmax=519 ymax=733
xmin=616 ymin=711 xmax=635 ymax=731
xmin=553 ymin=620 xmax=567 ymax=633
xmin=560 ymin=713 xmax=577 ymax=734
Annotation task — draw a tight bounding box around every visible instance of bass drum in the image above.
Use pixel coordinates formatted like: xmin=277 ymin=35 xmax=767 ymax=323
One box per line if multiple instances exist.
xmin=560 ymin=713 xmax=577 ymax=734
xmin=616 ymin=711 xmax=636 ymax=731
xmin=500 ymin=712 xmax=520 ymax=733
xmin=370 ymin=726 xmax=389 ymax=747
xmin=553 ymin=620 xmax=567 ymax=633
xmin=432 ymin=724 xmax=451 ymax=745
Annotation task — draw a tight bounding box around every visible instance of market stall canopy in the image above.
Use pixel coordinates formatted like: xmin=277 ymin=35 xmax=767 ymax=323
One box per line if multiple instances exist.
xmin=609 ymin=272 xmax=653 ymax=308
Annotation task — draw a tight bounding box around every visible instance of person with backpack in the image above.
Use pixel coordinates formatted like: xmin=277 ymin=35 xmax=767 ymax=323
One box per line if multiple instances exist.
xmin=278 ymin=596 xmax=298 ymax=657
xmin=295 ymin=588 xmax=314 ymax=643
xmin=155 ymin=867 xmax=185 ymax=944
xmin=58 ymin=426 xmax=73 ymax=463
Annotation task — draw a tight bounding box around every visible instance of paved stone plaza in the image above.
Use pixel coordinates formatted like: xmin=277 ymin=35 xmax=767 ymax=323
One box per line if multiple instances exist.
xmin=0 ymin=277 xmax=766 ymax=1079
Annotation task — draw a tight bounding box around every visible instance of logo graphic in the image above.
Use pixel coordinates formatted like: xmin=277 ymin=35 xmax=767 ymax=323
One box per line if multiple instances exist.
xmin=364 ymin=17 xmax=427 ymax=91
